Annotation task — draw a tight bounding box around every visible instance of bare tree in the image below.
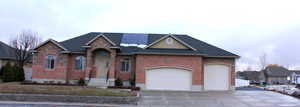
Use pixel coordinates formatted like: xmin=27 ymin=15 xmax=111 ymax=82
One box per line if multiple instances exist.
xmin=259 ymin=53 xmax=269 ymax=85
xmin=9 ymin=30 xmax=42 ymax=67
xmin=259 ymin=53 xmax=268 ymax=70
xmin=246 ymin=65 xmax=252 ymax=71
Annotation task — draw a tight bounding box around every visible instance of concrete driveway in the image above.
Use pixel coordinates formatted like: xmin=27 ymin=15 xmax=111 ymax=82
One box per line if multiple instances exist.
xmin=139 ymin=90 xmax=300 ymax=107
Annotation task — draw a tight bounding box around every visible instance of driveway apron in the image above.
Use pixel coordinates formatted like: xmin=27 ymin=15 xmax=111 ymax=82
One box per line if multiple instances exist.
xmin=138 ymin=90 xmax=300 ymax=107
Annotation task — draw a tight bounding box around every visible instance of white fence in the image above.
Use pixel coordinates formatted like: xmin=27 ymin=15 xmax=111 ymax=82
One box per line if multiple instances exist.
xmin=24 ymin=67 xmax=32 ymax=80
xmin=235 ymin=79 xmax=250 ymax=87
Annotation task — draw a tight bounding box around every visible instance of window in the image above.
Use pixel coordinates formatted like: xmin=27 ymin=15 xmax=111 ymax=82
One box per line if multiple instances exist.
xmin=45 ymin=55 xmax=55 ymax=69
xmin=75 ymin=56 xmax=86 ymax=70
xmin=166 ymin=37 xmax=173 ymax=44
xmin=121 ymin=58 xmax=130 ymax=72
xmin=99 ymin=50 xmax=110 ymax=56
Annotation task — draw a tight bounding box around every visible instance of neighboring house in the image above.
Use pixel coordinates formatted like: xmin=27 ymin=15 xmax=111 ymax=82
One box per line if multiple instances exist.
xmin=31 ymin=32 xmax=239 ymax=91
xmin=0 ymin=41 xmax=16 ymax=70
xmin=0 ymin=41 xmax=33 ymax=80
xmin=264 ymin=66 xmax=290 ymax=85
xmin=236 ymin=71 xmax=265 ymax=84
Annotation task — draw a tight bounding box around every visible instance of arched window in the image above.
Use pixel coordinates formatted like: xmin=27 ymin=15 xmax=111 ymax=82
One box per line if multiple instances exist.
xmin=75 ymin=56 xmax=86 ymax=71
xmin=45 ymin=55 xmax=55 ymax=69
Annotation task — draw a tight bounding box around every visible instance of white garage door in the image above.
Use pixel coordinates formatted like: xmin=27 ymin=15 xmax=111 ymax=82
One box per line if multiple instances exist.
xmin=146 ymin=68 xmax=192 ymax=91
xmin=204 ymin=65 xmax=230 ymax=91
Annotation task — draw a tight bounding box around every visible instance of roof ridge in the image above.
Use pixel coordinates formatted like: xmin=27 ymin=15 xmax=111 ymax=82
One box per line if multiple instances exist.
xmin=59 ymin=32 xmax=94 ymax=43
xmin=90 ymin=32 xmax=188 ymax=36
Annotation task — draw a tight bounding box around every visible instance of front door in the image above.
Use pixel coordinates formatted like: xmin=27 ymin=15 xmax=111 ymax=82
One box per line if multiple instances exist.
xmin=94 ymin=50 xmax=111 ymax=79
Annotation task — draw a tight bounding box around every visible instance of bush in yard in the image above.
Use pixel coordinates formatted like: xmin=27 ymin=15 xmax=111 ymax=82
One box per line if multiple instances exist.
xmin=130 ymin=78 xmax=135 ymax=86
xmin=0 ymin=67 xmax=3 ymax=79
xmin=14 ymin=65 xmax=25 ymax=81
xmin=2 ymin=62 xmax=15 ymax=82
xmin=78 ymin=78 xmax=85 ymax=86
xmin=115 ymin=78 xmax=123 ymax=86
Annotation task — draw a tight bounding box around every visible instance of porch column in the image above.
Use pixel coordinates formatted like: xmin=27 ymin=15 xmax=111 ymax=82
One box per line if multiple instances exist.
xmin=108 ymin=50 xmax=116 ymax=86
xmin=85 ymin=49 xmax=93 ymax=80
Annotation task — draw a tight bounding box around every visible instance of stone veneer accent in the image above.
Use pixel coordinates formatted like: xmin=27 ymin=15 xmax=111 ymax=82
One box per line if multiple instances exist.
xmin=85 ymin=36 xmax=117 ymax=86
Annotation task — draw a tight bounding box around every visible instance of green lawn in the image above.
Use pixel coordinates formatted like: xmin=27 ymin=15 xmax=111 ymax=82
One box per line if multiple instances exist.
xmin=0 ymin=82 xmax=134 ymax=97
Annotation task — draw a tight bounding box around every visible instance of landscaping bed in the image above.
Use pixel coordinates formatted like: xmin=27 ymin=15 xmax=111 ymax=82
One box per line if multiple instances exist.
xmin=0 ymin=82 xmax=139 ymax=104
xmin=0 ymin=82 xmax=135 ymax=97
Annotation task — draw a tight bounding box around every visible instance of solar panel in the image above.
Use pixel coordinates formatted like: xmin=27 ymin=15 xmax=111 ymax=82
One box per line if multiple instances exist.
xmin=121 ymin=33 xmax=148 ymax=45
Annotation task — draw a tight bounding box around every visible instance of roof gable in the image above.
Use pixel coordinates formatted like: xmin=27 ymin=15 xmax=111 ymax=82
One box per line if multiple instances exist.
xmin=34 ymin=39 xmax=68 ymax=51
xmin=0 ymin=41 xmax=15 ymax=59
xmin=85 ymin=34 xmax=116 ymax=46
xmin=145 ymin=34 xmax=197 ymax=51
xmin=148 ymin=37 xmax=189 ymax=49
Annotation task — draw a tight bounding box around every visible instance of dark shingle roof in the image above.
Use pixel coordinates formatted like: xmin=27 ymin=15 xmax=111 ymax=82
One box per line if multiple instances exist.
xmin=0 ymin=41 xmax=15 ymax=60
xmin=289 ymin=70 xmax=300 ymax=75
xmin=265 ymin=66 xmax=290 ymax=77
xmin=242 ymin=71 xmax=263 ymax=81
xmin=58 ymin=32 xmax=239 ymax=57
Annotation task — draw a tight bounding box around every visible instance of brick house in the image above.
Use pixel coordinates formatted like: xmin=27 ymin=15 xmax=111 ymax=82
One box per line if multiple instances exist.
xmin=32 ymin=32 xmax=239 ymax=91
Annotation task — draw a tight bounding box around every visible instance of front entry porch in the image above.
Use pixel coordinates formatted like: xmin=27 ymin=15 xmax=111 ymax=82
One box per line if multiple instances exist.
xmin=86 ymin=49 xmax=116 ymax=88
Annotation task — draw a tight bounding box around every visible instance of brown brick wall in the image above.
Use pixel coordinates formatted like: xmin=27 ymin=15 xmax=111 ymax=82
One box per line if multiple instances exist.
xmin=67 ymin=54 xmax=86 ymax=80
xmin=32 ymin=42 xmax=68 ymax=80
xmin=203 ymin=58 xmax=236 ymax=85
xmin=135 ymin=54 xmax=203 ymax=85
xmin=115 ymin=55 xmax=135 ymax=81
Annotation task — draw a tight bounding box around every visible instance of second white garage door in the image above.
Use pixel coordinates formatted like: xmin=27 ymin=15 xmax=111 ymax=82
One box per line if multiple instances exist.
xmin=204 ymin=65 xmax=230 ymax=91
xmin=146 ymin=68 xmax=192 ymax=91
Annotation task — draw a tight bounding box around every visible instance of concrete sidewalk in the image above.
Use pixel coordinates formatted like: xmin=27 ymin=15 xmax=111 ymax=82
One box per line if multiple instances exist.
xmin=139 ymin=90 xmax=300 ymax=107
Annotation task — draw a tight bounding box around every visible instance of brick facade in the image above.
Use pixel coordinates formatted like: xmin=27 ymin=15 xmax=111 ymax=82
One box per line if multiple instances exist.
xmin=203 ymin=58 xmax=235 ymax=86
xmin=32 ymin=39 xmax=236 ymax=91
xmin=32 ymin=42 xmax=68 ymax=83
xmin=135 ymin=55 xmax=202 ymax=85
xmin=115 ymin=56 xmax=135 ymax=81
xmin=67 ymin=54 xmax=86 ymax=80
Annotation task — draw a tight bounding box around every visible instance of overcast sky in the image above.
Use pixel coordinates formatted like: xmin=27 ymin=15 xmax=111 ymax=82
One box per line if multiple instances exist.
xmin=0 ymin=0 xmax=300 ymax=71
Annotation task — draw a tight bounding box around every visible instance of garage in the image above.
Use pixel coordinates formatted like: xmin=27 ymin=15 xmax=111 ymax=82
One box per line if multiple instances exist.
xmin=146 ymin=67 xmax=192 ymax=91
xmin=204 ymin=65 xmax=230 ymax=91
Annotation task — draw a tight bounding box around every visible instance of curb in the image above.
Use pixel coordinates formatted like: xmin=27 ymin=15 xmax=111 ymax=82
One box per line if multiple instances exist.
xmin=0 ymin=101 xmax=128 ymax=107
